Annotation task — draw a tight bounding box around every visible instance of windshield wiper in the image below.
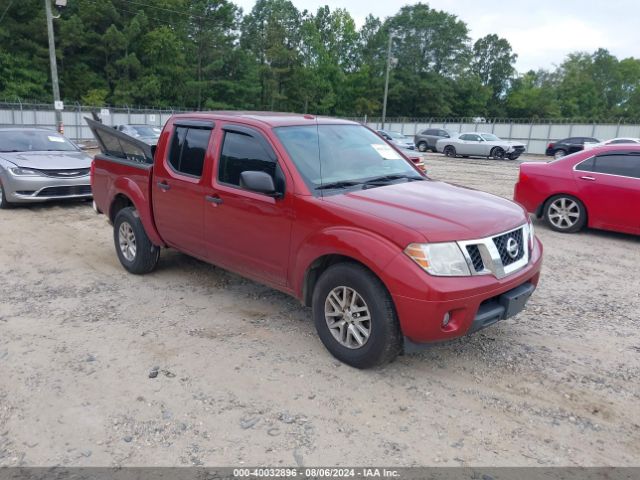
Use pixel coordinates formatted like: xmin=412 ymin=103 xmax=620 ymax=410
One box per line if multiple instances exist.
xmin=362 ymin=174 xmax=424 ymax=189
xmin=315 ymin=180 xmax=363 ymax=190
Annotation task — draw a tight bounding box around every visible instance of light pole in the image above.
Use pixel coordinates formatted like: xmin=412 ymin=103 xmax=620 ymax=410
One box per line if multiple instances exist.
xmin=44 ymin=0 xmax=66 ymax=133
xmin=381 ymin=33 xmax=393 ymax=130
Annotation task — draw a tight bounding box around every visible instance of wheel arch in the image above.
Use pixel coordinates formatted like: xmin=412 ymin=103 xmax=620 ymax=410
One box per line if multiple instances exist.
xmin=108 ymin=179 xmax=164 ymax=246
xmin=295 ymin=228 xmax=401 ymax=308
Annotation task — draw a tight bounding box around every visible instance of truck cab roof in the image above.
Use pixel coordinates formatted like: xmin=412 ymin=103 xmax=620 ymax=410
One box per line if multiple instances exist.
xmin=169 ymin=111 xmax=358 ymax=128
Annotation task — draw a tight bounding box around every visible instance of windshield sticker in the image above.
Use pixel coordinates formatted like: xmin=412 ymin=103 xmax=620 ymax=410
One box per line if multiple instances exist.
xmin=48 ymin=136 xmax=65 ymax=143
xmin=371 ymin=144 xmax=402 ymax=160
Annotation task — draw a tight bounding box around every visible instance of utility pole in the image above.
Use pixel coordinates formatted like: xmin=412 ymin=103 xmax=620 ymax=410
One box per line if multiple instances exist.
xmin=381 ymin=33 xmax=393 ymax=130
xmin=44 ymin=0 xmax=63 ymax=133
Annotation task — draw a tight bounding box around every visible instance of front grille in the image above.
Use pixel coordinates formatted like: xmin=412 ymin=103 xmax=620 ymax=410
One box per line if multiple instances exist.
xmin=36 ymin=168 xmax=90 ymax=178
xmin=466 ymin=245 xmax=484 ymax=271
xmin=493 ymin=228 xmax=525 ymax=266
xmin=37 ymin=185 xmax=92 ymax=197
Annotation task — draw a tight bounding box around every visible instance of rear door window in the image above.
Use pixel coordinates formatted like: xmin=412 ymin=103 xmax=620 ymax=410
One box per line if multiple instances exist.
xmin=593 ymin=154 xmax=640 ymax=178
xmin=168 ymin=125 xmax=212 ymax=178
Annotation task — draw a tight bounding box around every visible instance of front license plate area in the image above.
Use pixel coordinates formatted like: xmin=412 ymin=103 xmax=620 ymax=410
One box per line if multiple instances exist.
xmin=499 ymin=282 xmax=535 ymax=319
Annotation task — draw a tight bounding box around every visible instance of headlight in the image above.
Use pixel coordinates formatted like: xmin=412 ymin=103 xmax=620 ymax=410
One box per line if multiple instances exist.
xmin=404 ymin=242 xmax=471 ymax=276
xmin=8 ymin=167 xmax=41 ymax=176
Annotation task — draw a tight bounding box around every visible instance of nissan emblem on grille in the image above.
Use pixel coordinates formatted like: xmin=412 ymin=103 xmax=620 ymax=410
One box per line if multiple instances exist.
xmin=506 ymin=237 xmax=519 ymax=259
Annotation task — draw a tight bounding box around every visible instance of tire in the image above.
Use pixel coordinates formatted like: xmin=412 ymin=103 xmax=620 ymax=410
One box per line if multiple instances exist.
xmin=417 ymin=141 xmax=428 ymax=152
xmin=543 ymin=194 xmax=587 ymax=233
xmin=0 ymin=179 xmax=13 ymax=209
xmin=312 ymin=262 xmax=402 ymax=369
xmin=113 ymin=207 xmax=160 ymax=274
xmin=443 ymin=145 xmax=456 ymax=158
xmin=553 ymin=149 xmax=567 ymax=160
xmin=491 ymin=147 xmax=505 ymax=159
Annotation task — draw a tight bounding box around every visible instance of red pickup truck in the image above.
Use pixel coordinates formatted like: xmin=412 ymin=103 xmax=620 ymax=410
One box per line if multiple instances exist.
xmin=89 ymin=112 xmax=543 ymax=368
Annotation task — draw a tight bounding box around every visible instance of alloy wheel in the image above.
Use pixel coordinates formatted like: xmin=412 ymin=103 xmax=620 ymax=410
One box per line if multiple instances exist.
xmin=548 ymin=197 xmax=580 ymax=229
xmin=554 ymin=150 xmax=566 ymax=159
xmin=118 ymin=221 xmax=137 ymax=261
xmin=324 ymin=286 xmax=372 ymax=349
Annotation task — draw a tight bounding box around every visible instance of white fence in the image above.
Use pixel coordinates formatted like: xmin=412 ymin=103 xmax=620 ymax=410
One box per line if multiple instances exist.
xmin=0 ymin=102 xmax=185 ymax=144
xmin=2 ymin=103 xmax=640 ymax=155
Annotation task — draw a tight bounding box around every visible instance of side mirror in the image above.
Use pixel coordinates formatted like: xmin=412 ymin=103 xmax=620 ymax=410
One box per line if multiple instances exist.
xmin=240 ymin=171 xmax=281 ymax=197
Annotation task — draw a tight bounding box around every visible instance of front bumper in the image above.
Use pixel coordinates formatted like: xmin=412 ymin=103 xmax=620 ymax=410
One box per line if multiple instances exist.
xmin=387 ymin=237 xmax=543 ymax=345
xmin=3 ymin=173 xmax=92 ymax=203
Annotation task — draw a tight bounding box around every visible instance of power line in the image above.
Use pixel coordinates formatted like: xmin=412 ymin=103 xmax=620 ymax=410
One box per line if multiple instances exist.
xmin=0 ymin=0 xmax=15 ymax=24
xmin=120 ymin=0 xmax=224 ymax=22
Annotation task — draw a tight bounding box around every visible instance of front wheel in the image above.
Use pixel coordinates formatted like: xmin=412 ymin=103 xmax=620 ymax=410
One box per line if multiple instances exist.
xmin=544 ymin=195 xmax=586 ymax=233
xmin=113 ymin=207 xmax=160 ymax=274
xmin=312 ymin=263 xmax=402 ymax=369
xmin=0 ymin=179 xmax=14 ymax=209
xmin=443 ymin=145 xmax=456 ymax=158
xmin=491 ymin=147 xmax=506 ymax=159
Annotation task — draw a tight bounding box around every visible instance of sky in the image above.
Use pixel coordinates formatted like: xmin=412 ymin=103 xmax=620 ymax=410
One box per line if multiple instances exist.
xmin=232 ymin=0 xmax=638 ymax=73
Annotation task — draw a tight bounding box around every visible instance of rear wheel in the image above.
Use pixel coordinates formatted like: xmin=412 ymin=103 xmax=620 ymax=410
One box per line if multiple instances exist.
xmin=312 ymin=262 xmax=402 ymax=369
xmin=417 ymin=141 xmax=428 ymax=152
xmin=443 ymin=145 xmax=456 ymax=158
xmin=491 ymin=147 xmax=505 ymax=159
xmin=544 ymin=195 xmax=586 ymax=233
xmin=113 ymin=207 xmax=160 ymax=274
xmin=0 ymin=180 xmax=13 ymax=209
xmin=554 ymin=149 xmax=567 ymax=159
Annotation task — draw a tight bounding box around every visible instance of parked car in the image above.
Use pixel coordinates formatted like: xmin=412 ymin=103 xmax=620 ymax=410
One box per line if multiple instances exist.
xmin=114 ymin=124 xmax=162 ymax=145
xmin=88 ymin=113 xmax=542 ymax=369
xmin=436 ymin=132 xmax=526 ymax=160
xmin=514 ymin=145 xmax=640 ymax=235
xmin=586 ymin=137 xmax=640 ymax=148
xmin=376 ymin=130 xmax=415 ymax=150
xmin=414 ymin=128 xmax=456 ymax=152
xmin=0 ymin=128 xmax=92 ymax=208
xmin=545 ymin=137 xmax=599 ymax=159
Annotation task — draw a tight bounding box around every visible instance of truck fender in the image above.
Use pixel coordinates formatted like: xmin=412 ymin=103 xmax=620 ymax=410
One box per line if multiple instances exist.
xmin=110 ymin=177 xmax=164 ymax=246
xmin=292 ymin=227 xmax=401 ymax=305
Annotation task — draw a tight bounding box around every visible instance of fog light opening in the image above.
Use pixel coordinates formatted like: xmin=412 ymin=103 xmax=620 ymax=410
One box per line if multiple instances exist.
xmin=442 ymin=312 xmax=451 ymax=328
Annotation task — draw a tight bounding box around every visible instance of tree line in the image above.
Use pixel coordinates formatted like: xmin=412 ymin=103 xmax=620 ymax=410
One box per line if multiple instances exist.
xmin=1 ymin=0 xmax=639 ymax=119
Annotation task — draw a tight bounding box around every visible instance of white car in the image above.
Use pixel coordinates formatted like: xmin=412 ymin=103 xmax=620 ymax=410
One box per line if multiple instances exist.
xmin=436 ymin=132 xmax=526 ymax=160
xmin=376 ymin=130 xmax=415 ymax=150
xmin=585 ymin=137 xmax=640 ymax=149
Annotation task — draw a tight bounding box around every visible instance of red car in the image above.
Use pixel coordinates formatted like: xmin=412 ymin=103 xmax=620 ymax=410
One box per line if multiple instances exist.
xmin=88 ymin=112 xmax=542 ymax=368
xmin=514 ymin=145 xmax=640 ymax=235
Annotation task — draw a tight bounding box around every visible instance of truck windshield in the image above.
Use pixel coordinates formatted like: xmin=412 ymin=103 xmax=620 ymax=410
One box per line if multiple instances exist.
xmin=274 ymin=124 xmax=418 ymax=191
xmin=0 ymin=130 xmax=78 ymax=152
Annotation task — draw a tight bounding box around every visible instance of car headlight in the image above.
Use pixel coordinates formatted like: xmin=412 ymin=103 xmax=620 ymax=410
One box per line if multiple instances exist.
xmin=9 ymin=167 xmax=41 ymax=176
xmin=404 ymin=242 xmax=471 ymax=276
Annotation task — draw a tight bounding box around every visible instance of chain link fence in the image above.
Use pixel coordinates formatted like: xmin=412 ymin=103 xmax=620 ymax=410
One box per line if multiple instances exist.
xmin=2 ymin=102 xmax=640 ymax=155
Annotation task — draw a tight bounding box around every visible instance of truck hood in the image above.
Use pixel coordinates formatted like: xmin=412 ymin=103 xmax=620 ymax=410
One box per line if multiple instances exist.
xmin=0 ymin=151 xmax=92 ymax=169
xmin=323 ymin=180 xmax=527 ymax=242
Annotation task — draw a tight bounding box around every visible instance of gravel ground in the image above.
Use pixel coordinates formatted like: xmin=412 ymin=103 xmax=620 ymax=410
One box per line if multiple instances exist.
xmin=0 ymin=152 xmax=639 ymax=467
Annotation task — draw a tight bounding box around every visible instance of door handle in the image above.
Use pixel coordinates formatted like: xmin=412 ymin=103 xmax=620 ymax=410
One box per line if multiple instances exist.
xmin=205 ymin=194 xmax=223 ymax=205
xmin=157 ymin=181 xmax=171 ymax=191
xmin=580 ymin=176 xmax=596 ymax=181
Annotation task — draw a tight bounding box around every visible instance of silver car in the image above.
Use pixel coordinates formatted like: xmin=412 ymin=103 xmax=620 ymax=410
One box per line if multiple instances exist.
xmin=377 ymin=130 xmax=416 ymax=150
xmin=0 ymin=128 xmax=93 ymax=208
xmin=115 ymin=124 xmax=161 ymax=145
xmin=435 ymin=132 xmax=526 ymax=160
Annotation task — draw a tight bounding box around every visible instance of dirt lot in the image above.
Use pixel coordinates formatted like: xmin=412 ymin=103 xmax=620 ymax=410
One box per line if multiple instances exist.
xmin=1 ymin=153 xmax=639 ymax=467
